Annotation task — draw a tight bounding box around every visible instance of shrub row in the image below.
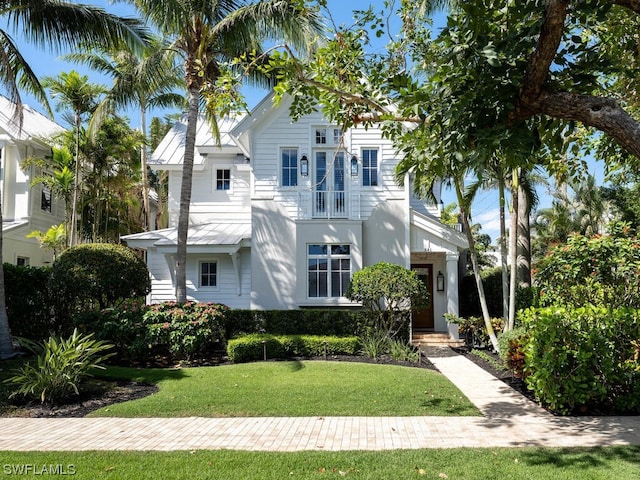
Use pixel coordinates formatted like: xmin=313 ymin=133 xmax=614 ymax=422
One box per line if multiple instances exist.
xmin=514 ymin=306 xmax=640 ymax=414
xmin=222 ymin=309 xmax=385 ymax=339
xmin=77 ymin=301 xmax=228 ymax=361
xmin=227 ymin=334 xmax=361 ymax=363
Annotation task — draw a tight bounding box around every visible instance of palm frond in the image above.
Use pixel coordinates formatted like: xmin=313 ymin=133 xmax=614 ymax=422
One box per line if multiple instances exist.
xmin=0 ymin=29 xmax=52 ymax=126
xmin=5 ymin=0 xmax=151 ymax=54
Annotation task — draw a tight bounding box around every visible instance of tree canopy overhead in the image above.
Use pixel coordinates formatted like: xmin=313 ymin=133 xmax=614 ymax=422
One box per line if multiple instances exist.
xmin=267 ymin=0 xmax=640 ymax=173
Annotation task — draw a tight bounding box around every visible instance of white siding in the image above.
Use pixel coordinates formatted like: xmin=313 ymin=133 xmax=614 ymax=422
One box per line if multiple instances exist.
xmin=146 ymin=247 xmax=251 ymax=309
xmin=166 ymin=156 xmax=251 ymax=226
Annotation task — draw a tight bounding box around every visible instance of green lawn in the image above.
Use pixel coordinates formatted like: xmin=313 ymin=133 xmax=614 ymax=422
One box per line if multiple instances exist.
xmin=1 ymin=447 xmax=638 ymax=479
xmin=91 ymin=361 xmax=480 ymax=417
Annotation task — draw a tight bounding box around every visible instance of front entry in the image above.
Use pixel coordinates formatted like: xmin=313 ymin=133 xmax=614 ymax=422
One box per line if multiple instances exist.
xmin=412 ymin=265 xmax=434 ymax=330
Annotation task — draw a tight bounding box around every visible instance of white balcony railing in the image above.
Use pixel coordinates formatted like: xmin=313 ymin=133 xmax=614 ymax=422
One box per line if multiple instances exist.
xmin=298 ymin=190 xmax=360 ymax=220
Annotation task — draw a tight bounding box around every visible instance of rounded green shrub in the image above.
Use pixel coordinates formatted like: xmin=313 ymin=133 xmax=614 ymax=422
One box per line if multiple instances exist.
xmin=51 ymin=243 xmax=151 ymax=313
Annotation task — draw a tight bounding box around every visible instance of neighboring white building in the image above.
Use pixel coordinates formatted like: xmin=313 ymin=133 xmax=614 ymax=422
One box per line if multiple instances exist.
xmin=123 ymin=93 xmax=468 ymax=340
xmin=0 ymin=96 xmax=65 ymax=266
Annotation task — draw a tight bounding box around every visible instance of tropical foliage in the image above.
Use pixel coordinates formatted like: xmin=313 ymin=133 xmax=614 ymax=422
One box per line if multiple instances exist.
xmin=535 ymin=223 xmax=640 ymax=309
xmin=520 ymin=306 xmax=640 ymax=414
xmin=5 ymin=329 xmax=114 ymax=404
xmin=346 ymin=262 xmax=428 ymax=338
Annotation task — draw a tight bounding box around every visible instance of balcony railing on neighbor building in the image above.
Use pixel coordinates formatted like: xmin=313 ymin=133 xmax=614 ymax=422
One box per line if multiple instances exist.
xmin=298 ymin=190 xmax=361 ymax=220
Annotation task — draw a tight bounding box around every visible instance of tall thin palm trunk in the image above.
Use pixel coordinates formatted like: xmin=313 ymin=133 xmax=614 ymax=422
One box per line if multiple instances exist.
xmin=175 ymin=87 xmax=200 ymax=303
xmin=455 ymin=177 xmax=500 ymax=353
xmin=0 ymin=194 xmax=13 ymax=358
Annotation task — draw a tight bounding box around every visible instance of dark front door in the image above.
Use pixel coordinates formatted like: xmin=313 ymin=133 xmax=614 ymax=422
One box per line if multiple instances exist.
xmin=412 ymin=265 xmax=434 ymax=330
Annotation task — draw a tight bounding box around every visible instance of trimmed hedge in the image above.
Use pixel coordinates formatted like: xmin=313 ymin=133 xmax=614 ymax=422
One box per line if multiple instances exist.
xmin=521 ymin=306 xmax=640 ymax=414
xmin=222 ymin=309 xmax=395 ymax=340
xmin=227 ymin=334 xmax=361 ymax=363
xmin=3 ymin=264 xmax=63 ymax=341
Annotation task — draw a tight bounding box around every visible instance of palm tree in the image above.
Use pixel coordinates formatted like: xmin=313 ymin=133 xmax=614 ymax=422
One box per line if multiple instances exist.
xmin=133 ymin=0 xmax=323 ymax=302
xmin=0 ymin=0 xmax=150 ymax=358
xmin=42 ymin=71 xmax=105 ymax=246
xmin=64 ymin=38 xmax=186 ymax=231
xmin=28 ymin=146 xmax=75 ymax=246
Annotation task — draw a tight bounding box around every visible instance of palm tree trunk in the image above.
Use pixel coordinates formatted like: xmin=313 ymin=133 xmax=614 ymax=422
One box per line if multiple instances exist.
xmin=0 ymin=193 xmax=14 ymax=358
xmin=517 ymin=180 xmax=532 ymax=287
xmin=507 ymin=170 xmax=519 ymax=331
xmin=175 ymin=87 xmax=200 ymax=303
xmin=70 ymin=114 xmax=81 ymax=246
xmin=455 ymin=178 xmax=500 ymax=353
xmin=498 ymin=176 xmax=508 ymax=322
xmin=140 ymin=108 xmax=151 ymax=231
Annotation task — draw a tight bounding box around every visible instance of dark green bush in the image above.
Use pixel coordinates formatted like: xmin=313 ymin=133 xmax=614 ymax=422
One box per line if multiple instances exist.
xmin=227 ymin=334 xmax=361 ymax=363
xmin=459 ymin=267 xmax=504 ymax=318
xmin=3 ymin=264 xmax=65 ymax=340
xmin=50 ymin=243 xmax=151 ymax=316
xmin=75 ymin=300 xmax=149 ymax=360
xmin=521 ymin=306 xmax=640 ymax=414
xmin=222 ymin=309 xmax=386 ymax=340
xmin=79 ymin=301 xmax=228 ymax=361
xmin=144 ymin=302 xmax=227 ymax=360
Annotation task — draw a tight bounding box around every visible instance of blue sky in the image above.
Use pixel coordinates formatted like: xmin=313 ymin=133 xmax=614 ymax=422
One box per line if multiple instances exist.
xmin=3 ymin=1 xmax=601 ymax=244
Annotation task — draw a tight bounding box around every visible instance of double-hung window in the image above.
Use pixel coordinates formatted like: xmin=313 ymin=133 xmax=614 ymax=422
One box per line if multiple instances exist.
xmin=308 ymin=244 xmax=351 ymax=298
xmin=281 ymin=148 xmax=298 ymax=187
xmin=200 ymin=262 xmax=217 ymax=287
xmin=362 ymin=149 xmax=378 ymax=187
xmin=216 ymin=169 xmax=231 ymax=190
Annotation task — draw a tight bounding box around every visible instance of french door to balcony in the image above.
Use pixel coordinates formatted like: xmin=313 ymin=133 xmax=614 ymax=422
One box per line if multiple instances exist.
xmin=314 ymin=150 xmax=346 ymax=218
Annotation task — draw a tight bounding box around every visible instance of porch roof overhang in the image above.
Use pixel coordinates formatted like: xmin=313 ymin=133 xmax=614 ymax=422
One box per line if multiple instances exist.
xmin=2 ymin=220 xmax=29 ymax=233
xmin=122 ymin=222 xmax=251 ymax=254
xmin=410 ymin=209 xmax=468 ymax=253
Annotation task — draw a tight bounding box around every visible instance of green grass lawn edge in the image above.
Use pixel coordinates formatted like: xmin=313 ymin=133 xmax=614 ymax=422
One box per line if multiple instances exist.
xmin=89 ymin=360 xmax=480 ymax=417
xmin=1 ymin=447 xmax=639 ymax=479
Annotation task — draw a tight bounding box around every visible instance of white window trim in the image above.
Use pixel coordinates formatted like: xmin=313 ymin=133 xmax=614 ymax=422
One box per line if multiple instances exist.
xmin=213 ymin=166 xmax=233 ymax=193
xmin=198 ymin=261 xmax=219 ymax=289
xmin=279 ymin=146 xmax=299 ymax=188
xmin=361 ymin=147 xmax=380 ymax=188
xmin=307 ymin=243 xmax=352 ymax=299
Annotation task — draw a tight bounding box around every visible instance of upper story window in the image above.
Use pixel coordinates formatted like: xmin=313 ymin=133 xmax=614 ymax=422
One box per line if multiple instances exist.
xmin=281 ymin=148 xmax=298 ymax=187
xmin=362 ymin=149 xmax=379 ymax=187
xmin=41 ymin=184 xmax=52 ymax=212
xmin=333 ymin=129 xmax=343 ymax=145
xmin=216 ymin=169 xmax=231 ymax=191
xmin=315 ymin=128 xmax=327 ymax=145
xmin=200 ymin=261 xmax=217 ymax=287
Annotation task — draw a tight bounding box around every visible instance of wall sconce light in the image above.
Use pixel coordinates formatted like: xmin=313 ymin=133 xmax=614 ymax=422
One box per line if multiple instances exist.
xmin=436 ymin=271 xmax=445 ymax=291
xmin=300 ymin=154 xmax=309 ymax=177
xmin=350 ymin=155 xmax=358 ymax=177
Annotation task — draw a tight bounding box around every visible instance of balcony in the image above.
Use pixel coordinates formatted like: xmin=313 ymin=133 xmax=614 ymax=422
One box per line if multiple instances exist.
xmin=298 ymin=190 xmax=361 ymax=220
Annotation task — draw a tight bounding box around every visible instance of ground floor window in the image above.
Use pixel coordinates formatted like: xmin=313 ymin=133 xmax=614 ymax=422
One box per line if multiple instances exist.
xmin=16 ymin=257 xmax=29 ymax=267
xmin=200 ymin=261 xmax=217 ymax=287
xmin=307 ymin=244 xmax=351 ymax=298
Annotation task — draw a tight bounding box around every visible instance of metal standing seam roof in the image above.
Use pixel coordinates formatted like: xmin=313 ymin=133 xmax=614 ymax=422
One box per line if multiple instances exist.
xmin=150 ymin=113 xmax=246 ymax=167
xmin=122 ymin=222 xmax=251 ymax=247
xmin=0 ymin=95 xmax=63 ymax=141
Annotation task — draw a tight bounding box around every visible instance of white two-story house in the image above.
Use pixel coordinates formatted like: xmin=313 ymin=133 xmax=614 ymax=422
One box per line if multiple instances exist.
xmin=123 ymin=93 xmax=468 ymax=341
xmin=0 ymin=95 xmax=65 ymax=266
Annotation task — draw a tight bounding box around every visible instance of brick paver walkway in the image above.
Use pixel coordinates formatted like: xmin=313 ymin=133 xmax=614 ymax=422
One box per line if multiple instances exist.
xmin=1 ymin=351 xmax=638 ymax=451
